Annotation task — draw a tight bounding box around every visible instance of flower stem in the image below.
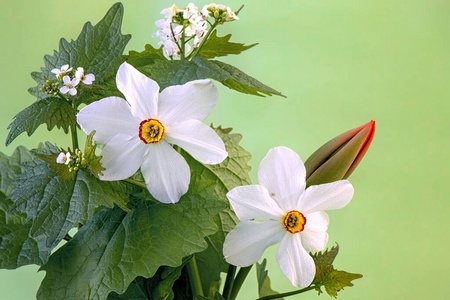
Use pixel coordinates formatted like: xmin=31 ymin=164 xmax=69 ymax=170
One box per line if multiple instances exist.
xmin=229 ymin=265 xmax=252 ymax=300
xmin=124 ymin=178 xmax=147 ymax=189
xmin=222 ymin=265 xmax=237 ymax=300
xmin=187 ymin=20 xmax=219 ymax=60
xmin=70 ymin=99 xmax=79 ymax=150
xmin=255 ymin=285 xmax=318 ymax=300
xmin=187 ymin=255 xmax=204 ymax=297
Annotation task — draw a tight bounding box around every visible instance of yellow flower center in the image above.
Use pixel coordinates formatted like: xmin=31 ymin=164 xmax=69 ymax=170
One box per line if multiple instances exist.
xmin=283 ymin=210 xmax=306 ymax=234
xmin=139 ymin=119 xmax=165 ymax=144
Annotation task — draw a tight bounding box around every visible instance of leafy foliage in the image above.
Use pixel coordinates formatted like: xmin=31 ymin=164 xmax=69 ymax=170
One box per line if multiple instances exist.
xmin=8 ymin=142 xmax=130 ymax=254
xmin=311 ymin=244 xmax=363 ymax=297
xmin=140 ymin=57 xmax=284 ymax=97
xmin=197 ymin=30 xmax=257 ymax=59
xmin=0 ymin=146 xmax=51 ymax=269
xmin=184 ymin=127 xmax=251 ymax=295
xmin=124 ymin=44 xmax=167 ymax=68
xmin=6 ymin=3 xmax=131 ymax=146
xmin=256 ymin=259 xmax=284 ymax=299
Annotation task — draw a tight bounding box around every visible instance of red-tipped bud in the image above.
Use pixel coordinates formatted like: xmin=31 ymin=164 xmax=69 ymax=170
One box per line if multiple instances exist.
xmin=305 ymin=120 xmax=375 ymax=186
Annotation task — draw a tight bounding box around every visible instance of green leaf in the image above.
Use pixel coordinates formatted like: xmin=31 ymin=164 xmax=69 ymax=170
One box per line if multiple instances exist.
xmin=185 ymin=127 xmax=251 ymax=295
xmin=83 ymin=131 xmax=106 ymax=178
xmin=311 ymin=244 xmax=363 ymax=298
xmin=8 ymin=142 xmax=130 ymax=252
xmin=5 ymin=97 xmax=78 ymax=146
xmin=124 ymin=44 xmax=167 ymax=68
xmin=6 ymin=3 xmax=131 ymax=146
xmin=37 ymin=193 xmax=226 ymax=300
xmin=0 ymin=146 xmax=52 ymax=269
xmin=197 ymin=30 xmax=258 ymax=59
xmin=139 ymin=57 xmax=284 ymax=97
xmin=256 ymin=259 xmax=284 ymax=299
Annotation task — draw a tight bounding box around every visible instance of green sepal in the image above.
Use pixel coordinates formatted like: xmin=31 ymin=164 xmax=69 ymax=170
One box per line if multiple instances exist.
xmin=197 ymin=30 xmax=258 ymax=59
xmin=137 ymin=57 xmax=284 ymax=97
xmin=6 ymin=3 xmax=130 ymax=146
xmin=311 ymin=244 xmax=363 ymax=297
xmin=256 ymin=259 xmax=284 ymax=299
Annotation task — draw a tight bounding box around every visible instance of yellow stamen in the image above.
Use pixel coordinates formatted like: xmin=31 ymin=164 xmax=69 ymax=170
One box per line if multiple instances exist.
xmin=283 ymin=210 xmax=306 ymax=234
xmin=139 ymin=119 xmax=165 ymax=144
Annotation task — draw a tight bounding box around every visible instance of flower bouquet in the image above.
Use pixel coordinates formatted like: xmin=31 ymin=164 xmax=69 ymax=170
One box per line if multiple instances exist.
xmin=0 ymin=3 xmax=375 ymax=300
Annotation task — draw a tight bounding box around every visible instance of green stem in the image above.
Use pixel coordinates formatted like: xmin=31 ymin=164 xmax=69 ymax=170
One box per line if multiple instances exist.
xmin=70 ymin=96 xmax=79 ymax=150
xmin=222 ymin=265 xmax=237 ymax=300
xmin=229 ymin=265 xmax=252 ymax=300
xmin=255 ymin=285 xmax=318 ymax=300
xmin=124 ymin=178 xmax=147 ymax=189
xmin=187 ymin=20 xmax=219 ymax=60
xmin=187 ymin=255 xmax=204 ymax=297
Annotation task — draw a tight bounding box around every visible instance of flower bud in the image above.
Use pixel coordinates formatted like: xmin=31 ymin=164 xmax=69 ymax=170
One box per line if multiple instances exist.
xmin=305 ymin=120 xmax=375 ymax=186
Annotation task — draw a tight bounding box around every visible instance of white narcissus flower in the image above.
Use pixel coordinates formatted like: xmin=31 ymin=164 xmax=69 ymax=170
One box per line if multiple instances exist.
xmin=76 ymin=62 xmax=228 ymax=204
xmin=60 ymin=76 xmax=80 ymax=96
xmin=51 ymin=64 xmax=72 ymax=76
xmin=223 ymin=146 xmax=354 ymax=288
xmin=56 ymin=152 xmax=71 ymax=165
xmin=75 ymin=67 xmax=95 ymax=85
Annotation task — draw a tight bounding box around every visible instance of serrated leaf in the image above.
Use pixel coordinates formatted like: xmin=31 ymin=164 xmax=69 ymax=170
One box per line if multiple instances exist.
xmin=5 ymin=97 xmax=78 ymax=146
xmin=6 ymin=3 xmax=130 ymax=146
xmin=311 ymin=244 xmax=363 ymax=298
xmin=124 ymin=44 xmax=167 ymax=68
xmin=197 ymin=30 xmax=258 ymax=59
xmin=84 ymin=131 xmax=106 ymax=178
xmin=256 ymin=259 xmax=284 ymax=299
xmin=139 ymin=57 xmax=284 ymax=97
xmin=8 ymin=142 xmax=130 ymax=253
xmin=37 ymin=193 xmax=226 ymax=300
xmin=185 ymin=127 xmax=251 ymax=294
xmin=0 ymin=147 xmax=52 ymax=269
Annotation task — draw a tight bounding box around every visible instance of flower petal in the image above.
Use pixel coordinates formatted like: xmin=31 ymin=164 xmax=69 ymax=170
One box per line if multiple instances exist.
xmin=298 ymin=180 xmax=354 ymax=214
xmin=300 ymin=229 xmax=328 ymax=252
xmin=277 ymin=233 xmax=316 ymax=288
xmin=227 ymin=185 xmax=285 ymax=221
xmin=60 ymin=86 xmax=69 ymax=94
xmin=140 ymin=141 xmax=190 ymax=204
xmin=223 ymin=220 xmax=285 ymax=267
xmin=304 ymin=211 xmax=329 ymax=232
xmin=77 ymin=97 xmax=139 ymax=144
xmin=116 ymin=62 xmax=159 ymax=120
xmin=100 ymin=134 xmax=148 ymax=181
xmin=258 ymin=146 xmax=306 ymax=212
xmin=158 ymin=80 xmax=218 ymax=124
xmin=164 ymin=119 xmax=227 ymax=164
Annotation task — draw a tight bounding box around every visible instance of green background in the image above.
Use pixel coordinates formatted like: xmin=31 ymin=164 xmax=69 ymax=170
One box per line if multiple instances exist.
xmin=1 ymin=0 xmax=449 ymax=299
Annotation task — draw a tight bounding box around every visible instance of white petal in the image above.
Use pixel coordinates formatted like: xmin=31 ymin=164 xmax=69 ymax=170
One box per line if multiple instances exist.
xmin=258 ymin=146 xmax=306 ymax=212
xmin=227 ymin=185 xmax=285 ymax=221
xmin=63 ymin=76 xmax=70 ymax=85
xmin=116 ymin=62 xmax=159 ymax=120
xmin=69 ymin=88 xmax=77 ymax=96
xmin=304 ymin=211 xmax=329 ymax=232
xmin=60 ymin=86 xmax=69 ymax=94
xmin=84 ymin=74 xmax=95 ymax=84
xmin=100 ymin=134 xmax=148 ymax=181
xmin=301 ymin=229 xmax=328 ymax=252
xmin=56 ymin=152 xmax=65 ymax=164
xmin=277 ymin=233 xmax=316 ymax=288
xmin=164 ymin=119 xmax=227 ymax=164
xmin=51 ymin=68 xmax=60 ymax=75
xmin=72 ymin=78 xmax=80 ymax=87
xmin=223 ymin=220 xmax=285 ymax=267
xmin=158 ymin=80 xmax=218 ymax=124
xmin=140 ymin=141 xmax=190 ymax=204
xmin=77 ymin=97 xmax=139 ymax=144
xmin=298 ymin=180 xmax=354 ymax=214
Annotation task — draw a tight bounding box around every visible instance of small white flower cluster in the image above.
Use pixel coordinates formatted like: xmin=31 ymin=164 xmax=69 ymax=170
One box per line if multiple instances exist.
xmin=152 ymin=3 xmax=238 ymax=58
xmin=56 ymin=149 xmax=86 ymax=172
xmin=50 ymin=65 xmax=95 ymax=96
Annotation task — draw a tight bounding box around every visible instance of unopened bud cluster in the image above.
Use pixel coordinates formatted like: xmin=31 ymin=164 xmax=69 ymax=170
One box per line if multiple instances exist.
xmin=153 ymin=3 xmax=239 ymax=58
xmin=56 ymin=148 xmax=87 ymax=172
xmin=47 ymin=64 xmax=95 ymax=96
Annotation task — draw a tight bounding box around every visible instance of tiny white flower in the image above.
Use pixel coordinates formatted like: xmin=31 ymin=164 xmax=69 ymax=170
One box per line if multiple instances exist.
xmin=75 ymin=67 xmax=95 ymax=85
xmin=56 ymin=152 xmax=71 ymax=165
xmin=223 ymin=146 xmax=354 ymax=288
xmin=60 ymin=76 xmax=80 ymax=96
xmin=225 ymin=7 xmax=239 ymax=21
xmin=51 ymin=64 xmax=72 ymax=76
xmin=182 ymin=3 xmax=198 ymax=20
xmin=77 ymin=62 xmax=228 ymax=204
xmin=160 ymin=4 xmax=179 ymax=21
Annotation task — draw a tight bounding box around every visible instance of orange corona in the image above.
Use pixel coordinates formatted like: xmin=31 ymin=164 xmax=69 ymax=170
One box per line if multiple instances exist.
xmin=283 ymin=210 xmax=306 ymax=234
